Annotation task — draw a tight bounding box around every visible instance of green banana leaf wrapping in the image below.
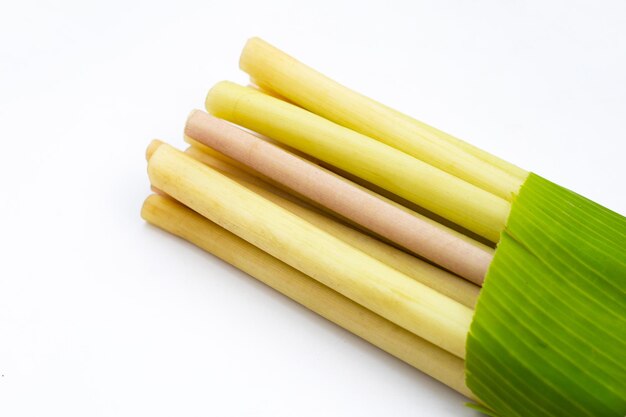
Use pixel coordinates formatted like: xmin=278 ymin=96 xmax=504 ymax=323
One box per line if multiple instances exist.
xmin=466 ymin=173 xmax=626 ymax=417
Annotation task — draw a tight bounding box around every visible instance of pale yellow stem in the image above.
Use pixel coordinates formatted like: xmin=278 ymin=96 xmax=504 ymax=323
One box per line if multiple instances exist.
xmin=147 ymin=142 xmax=473 ymax=358
xmin=184 ymin=146 xmax=480 ymax=308
xmin=141 ymin=194 xmax=474 ymax=398
xmin=248 ymin=79 xmax=293 ymax=104
xmin=239 ymin=37 xmax=528 ymax=193
xmin=206 ymin=81 xmax=510 ymax=242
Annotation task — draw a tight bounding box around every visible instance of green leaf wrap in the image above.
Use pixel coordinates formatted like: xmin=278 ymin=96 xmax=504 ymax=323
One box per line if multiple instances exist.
xmin=466 ymin=173 xmax=626 ymax=417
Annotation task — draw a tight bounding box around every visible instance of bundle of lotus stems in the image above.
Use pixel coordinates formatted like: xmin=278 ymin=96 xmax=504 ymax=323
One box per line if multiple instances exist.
xmin=141 ymin=38 xmax=626 ymax=417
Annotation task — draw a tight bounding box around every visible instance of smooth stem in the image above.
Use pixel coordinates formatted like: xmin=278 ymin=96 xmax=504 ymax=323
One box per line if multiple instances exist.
xmin=141 ymin=194 xmax=474 ymax=398
xmin=147 ymin=142 xmax=473 ymax=358
xmin=206 ymin=81 xmax=510 ymax=242
xmin=184 ymin=145 xmax=481 ymax=308
xmin=185 ymin=111 xmax=493 ymax=284
xmin=185 ymin=135 xmax=495 ymax=248
xmin=240 ymin=37 xmax=528 ymax=194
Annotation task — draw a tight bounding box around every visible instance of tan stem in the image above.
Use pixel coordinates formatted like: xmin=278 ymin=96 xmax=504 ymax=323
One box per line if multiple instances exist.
xmin=185 ymin=135 xmax=495 ymax=248
xmin=184 ymin=145 xmax=480 ymax=308
xmin=186 ymin=110 xmax=493 ymax=285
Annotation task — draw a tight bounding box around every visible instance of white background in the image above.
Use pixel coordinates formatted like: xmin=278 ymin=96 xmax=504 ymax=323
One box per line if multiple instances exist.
xmin=1 ymin=1 xmax=625 ymax=416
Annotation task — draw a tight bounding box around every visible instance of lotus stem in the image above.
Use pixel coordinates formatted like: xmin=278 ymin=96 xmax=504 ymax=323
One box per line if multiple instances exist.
xmin=205 ymin=81 xmax=510 ymax=242
xmin=141 ymin=193 xmax=474 ymax=398
xmin=184 ymin=145 xmax=481 ymax=308
xmin=185 ymin=110 xmax=494 ymax=284
xmin=239 ymin=37 xmax=528 ymax=192
xmin=147 ymin=142 xmax=473 ymax=358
